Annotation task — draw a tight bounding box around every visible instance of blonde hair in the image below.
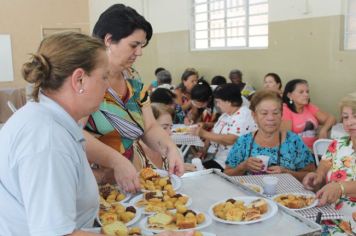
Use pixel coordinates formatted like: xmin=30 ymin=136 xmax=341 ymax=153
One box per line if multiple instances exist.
xmin=151 ymin=103 xmax=175 ymax=120
xmin=22 ymin=31 xmax=105 ymax=101
xmin=340 ymin=92 xmax=356 ymax=116
xmin=250 ymin=89 xmax=283 ymax=112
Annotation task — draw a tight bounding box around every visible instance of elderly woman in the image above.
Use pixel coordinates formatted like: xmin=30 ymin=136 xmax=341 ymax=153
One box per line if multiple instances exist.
xmin=190 ymin=83 xmax=257 ymax=171
xmin=303 ymin=92 xmax=356 ymax=235
xmin=0 ymin=31 xmax=194 ymax=236
xmin=225 ymin=90 xmax=315 ymax=181
xmin=263 ymin=72 xmax=282 ymax=95
xmin=282 ymin=79 xmax=336 ymax=149
xmin=228 ymin=69 xmax=255 ymax=100
xmin=84 ymin=4 xmax=183 ymax=192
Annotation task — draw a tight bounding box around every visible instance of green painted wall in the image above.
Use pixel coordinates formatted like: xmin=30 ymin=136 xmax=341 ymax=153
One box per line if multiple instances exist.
xmin=135 ymin=15 xmax=356 ymax=118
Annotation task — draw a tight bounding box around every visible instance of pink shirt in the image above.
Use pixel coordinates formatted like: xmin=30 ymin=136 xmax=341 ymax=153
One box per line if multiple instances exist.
xmin=282 ymin=103 xmax=319 ymax=148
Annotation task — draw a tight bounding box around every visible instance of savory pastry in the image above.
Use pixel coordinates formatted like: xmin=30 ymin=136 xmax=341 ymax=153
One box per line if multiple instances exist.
xmin=99 ymin=184 xmax=126 ymax=206
xmin=274 ymin=194 xmax=315 ymax=209
xmin=148 ymin=212 xmax=174 ymax=226
xmin=140 ymin=168 xmax=159 ymax=180
xmin=101 ymin=221 xmax=128 ymax=236
xmin=99 ymin=203 xmax=137 ymax=225
xmin=213 ymin=198 xmax=268 ymax=222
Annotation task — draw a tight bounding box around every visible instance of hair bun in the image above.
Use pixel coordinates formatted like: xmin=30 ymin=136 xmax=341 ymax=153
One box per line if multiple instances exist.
xmin=22 ymin=53 xmax=51 ymax=84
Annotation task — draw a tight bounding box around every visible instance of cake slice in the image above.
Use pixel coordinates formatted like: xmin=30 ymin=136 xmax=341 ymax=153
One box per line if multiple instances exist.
xmin=101 ymin=221 xmax=128 ymax=236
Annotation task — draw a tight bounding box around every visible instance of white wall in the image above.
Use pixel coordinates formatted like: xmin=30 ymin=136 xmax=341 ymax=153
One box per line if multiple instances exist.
xmin=89 ymin=0 xmax=347 ymax=33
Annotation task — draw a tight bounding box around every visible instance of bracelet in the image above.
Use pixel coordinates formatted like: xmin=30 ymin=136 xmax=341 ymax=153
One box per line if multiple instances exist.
xmin=337 ymin=182 xmax=346 ymax=198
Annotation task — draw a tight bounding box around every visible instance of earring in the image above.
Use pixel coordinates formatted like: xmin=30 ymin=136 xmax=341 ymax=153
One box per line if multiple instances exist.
xmin=79 ymin=89 xmax=84 ymax=94
xmin=289 ymin=99 xmax=293 ymax=104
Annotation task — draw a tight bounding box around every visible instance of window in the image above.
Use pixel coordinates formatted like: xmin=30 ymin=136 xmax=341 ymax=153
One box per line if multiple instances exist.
xmin=345 ymin=0 xmax=356 ymax=49
xmin=191 ymin=0 xmax=268 ymax=50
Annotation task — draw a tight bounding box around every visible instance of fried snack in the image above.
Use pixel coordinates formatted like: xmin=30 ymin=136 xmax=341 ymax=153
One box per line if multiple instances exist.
xmin=213 ymin=198 xmax=268 ymax=222
xmin=274 ymin=194 xmax=315 ymax=209
xmin=139 ymin=168 xmax=175 ymax=191
xmin=136 ymin=190 xmax=190 ymax=213
xmin=99 ymin=184 xmax=126 ymax=207
xmin=147 ymin=209 xmax=206 ymax=230
xmin=194 ymin=232 xmax=203 ymax=236
xmin=99 ymin=203 xmax=137 ymax=225
xmin=102 ymin=221 xmax=128 ymax=236
xmin=174 ymin=127 xmax=190 ymax=133
xmin=128 ymin=227 xmax=142 ymax=235
xmin=140 ymin=168 xmax=159 ymax=180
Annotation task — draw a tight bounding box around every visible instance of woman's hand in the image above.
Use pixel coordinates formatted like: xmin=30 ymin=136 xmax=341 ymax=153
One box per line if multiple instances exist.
xmin=302 ymin=172 xmax=324 ymax=190
xmin=266 ymin=166 xmax=287 ymax=174
xmin=167 ymin=146 xmax=185 ymax=177
xmin=189 ymin=124 xmax=203 ymax=137
xmin=112 ymin=157 xmax=140 ymax=193
xmin=316 ymin=182 xmax=343 ymax=206
xmin=243 ymin=157 xmax=264 ymax=173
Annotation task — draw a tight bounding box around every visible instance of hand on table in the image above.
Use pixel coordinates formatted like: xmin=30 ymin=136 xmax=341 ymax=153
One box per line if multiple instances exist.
xmin=167 ymin=146 xmax=185 ymax=177
xmin=316 ymin=182 xmax=343 ymax=206
xmin=302 ymin=172 xmax=324 ymax=191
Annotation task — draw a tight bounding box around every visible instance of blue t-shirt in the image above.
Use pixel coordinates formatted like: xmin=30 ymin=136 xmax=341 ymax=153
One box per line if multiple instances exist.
xmin=226 ymin=131 xmax=315 ymax=172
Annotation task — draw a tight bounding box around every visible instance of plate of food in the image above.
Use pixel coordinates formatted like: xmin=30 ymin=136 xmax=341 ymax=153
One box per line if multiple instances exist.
xmin=143 ymin=231 xmax=216 ymax=236
xmin=139 ymin=208 xmax=212 ymax=233
xmin=97 ymin=202 xmax=142 ymax=227
xmin=85 ymin=221 xmax=142 ymax=235
xmin=139 ymin=168 xmax=182 ymax=192
xmin=273 ymin=193 xmax=318 ymax=211
xmin=99 ymin=184 xmax=131 ymax=208
xmin=130 ymin=191 xmax=192 ymax=214
xmin=208 ymin=197 xmax=278 ymax=225
xmin=243 ymin=183 xmax=264 ymax=194
xmin=172 ymin=125 xmax=191 ymax=134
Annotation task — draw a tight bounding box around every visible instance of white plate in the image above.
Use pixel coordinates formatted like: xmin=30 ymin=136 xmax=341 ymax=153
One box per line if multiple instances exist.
xmin=97 ymin=203 xmax=142 ymax=227
xmin=141 ymin=169 xmax=182 ymax=192
xmin=81 ymin=227 xmax=101 ymax=233
xmin=129 ymin=193 xmax=192 ymax=214
xmin=171 ymin=124 xmax=190 ymax=134
xmin=139 ymin=211 xmax=212 ymax=233
xmin=272 ymin=193 xmax=318 ymax=211
xmin=208 ymin=196 xmax=278 ymax=225
xmin=243 ymin=183 xmax=264 ymax=194
xmin=143 ymin=231 xmax=216 ymax=236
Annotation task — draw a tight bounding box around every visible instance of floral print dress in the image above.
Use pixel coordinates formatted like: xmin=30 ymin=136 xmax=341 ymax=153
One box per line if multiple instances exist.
xmin=321 ymin=136 xmax=356 ymax=235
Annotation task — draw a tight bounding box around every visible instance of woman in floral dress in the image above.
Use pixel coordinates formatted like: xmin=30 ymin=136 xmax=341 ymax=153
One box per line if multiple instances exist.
xmin=303 ymin=92 xmax=356 ymax=235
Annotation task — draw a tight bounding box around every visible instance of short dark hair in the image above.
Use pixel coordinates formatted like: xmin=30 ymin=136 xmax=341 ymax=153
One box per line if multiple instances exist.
xmin=92 ymin=4 xmax=152 ymax=47
xmin=150 ymin=88 xmax=176 ymax=105
xmin=264 ymin=72 xmax=282 ymax=89
xmin=211 ymin=75 xmax=227 ymax=86
xmin=213 ymin=83 xmax=242 ymax=107
xmin=154 ymin=67 xmax=165 ymax=75
xmin=250 ymin=89 xmax=282 ymax=112
xmin=229 ymin=69 xmax=243 ymax=80
xmin=156 ymin=70 xmax=172 ymax=85
xmin=191 ymin=79 xmax=212 ymax=103
xmin=282 ymin=79 xmax=309 ymax=113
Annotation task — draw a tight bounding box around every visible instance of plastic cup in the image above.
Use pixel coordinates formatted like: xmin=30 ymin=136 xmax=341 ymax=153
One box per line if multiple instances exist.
xmin=262 ymin=176 xmax=279 ymax=195
xmin=191 ymin=158 xmax=204 ymax=171
xmin=256 ymin=155 xmax=270 ymax=171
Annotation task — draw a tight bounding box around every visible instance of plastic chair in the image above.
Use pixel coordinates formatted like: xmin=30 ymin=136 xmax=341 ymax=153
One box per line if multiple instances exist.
xmin=312 ymin=139 xmax=333 ymax=166
xmin=7 ymin=101 xmax=17 ymax=113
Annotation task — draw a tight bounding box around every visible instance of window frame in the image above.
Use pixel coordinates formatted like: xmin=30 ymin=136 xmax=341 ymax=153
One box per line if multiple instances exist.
xmin=344 ymin=0 xmax=356 ymax=50
xmin=190 ymin=0 xmax=269 ymax=51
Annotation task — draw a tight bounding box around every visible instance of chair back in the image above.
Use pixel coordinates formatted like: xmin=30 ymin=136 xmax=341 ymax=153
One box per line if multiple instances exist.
xmin=312 ymin=139 xmax=333 ymax=166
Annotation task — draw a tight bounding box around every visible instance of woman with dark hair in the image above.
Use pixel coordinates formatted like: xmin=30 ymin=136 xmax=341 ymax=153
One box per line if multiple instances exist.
xmin=282 ymin=79 xmax=336 ymax=148
xmin=190 ymin=83 xmax=256 ymax=171
xmin=185 ymin=79 xmax=215 ymax=125
xmin=150 ymin=88 xmax=185 ymax=124
xmin=263 ymin=72 xmax=282 ymax=95
xmin=84 ymin=4 xmax=184 ymax=192
xmin=174 ymin=68 xmax=199 ymax=111
xmin=225 ymin=90 xmax=315 ymax=181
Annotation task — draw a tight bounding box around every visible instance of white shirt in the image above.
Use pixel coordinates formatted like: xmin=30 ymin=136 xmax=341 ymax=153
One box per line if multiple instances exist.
xmin=0 ymin=93 xmax=99 ymax=236
xmin=208 ymin=106 xmax=257 ymax=168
